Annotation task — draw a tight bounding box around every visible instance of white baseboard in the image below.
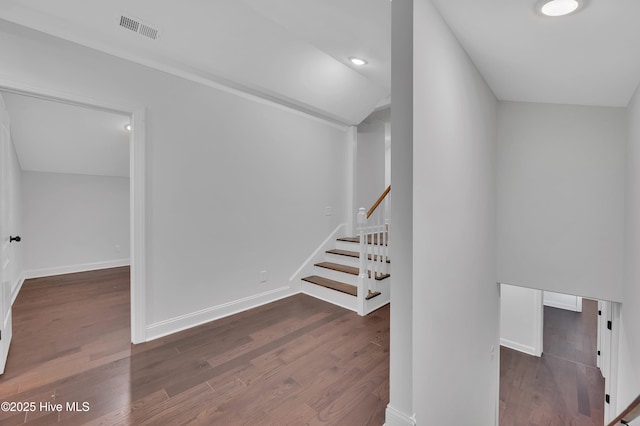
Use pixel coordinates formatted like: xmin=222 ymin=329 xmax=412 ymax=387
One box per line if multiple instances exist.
xmin=145 ymin=286 xmax=297 ymax=341
xmin=23 ymin=259 xmax=131 ymax=280
xmin=289 ymin=224 xmax=346 ymax=283
xmin=11 ymin=272 xmax=26 ymax=305
xmin=384 ymin=404 xmax=416 ymax=426
xmin=500 ymin=338 xmax=540 ymax=357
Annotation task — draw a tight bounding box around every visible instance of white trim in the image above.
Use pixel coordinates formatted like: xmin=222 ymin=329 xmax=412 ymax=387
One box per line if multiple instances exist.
xmin=10 ymin=272 xmax=25 ymax=305
xmin=533 ymin=289 xmax=544 ymax=357
xmin=500 ymin=338 xmax=539 ymax=357
xmin=288 ymin=224 xmax=345 ymax=283
xmin=384 ymin=404 xmax=416 ymax=426
xmin=346 ymin=126 xmax=357 ymax=237
xmin=23 ymin=259 xmax=131 ymax=280
xmin=607 ymin=302 xmax=621 ymax=424
xmin=543 ymin=295 xmax=583 ymax=312
xmin=0 ymin=9 xmax=349 ymax=131
xmin=0 ymin=77 xmax=146 ymax=345
xmin=0 ymin=80 xmax=137 ymax=117
xmin=146 ymin=286 xmax=296 ymax=341
xmin=130 ymin=108 xmax=146 ymax=344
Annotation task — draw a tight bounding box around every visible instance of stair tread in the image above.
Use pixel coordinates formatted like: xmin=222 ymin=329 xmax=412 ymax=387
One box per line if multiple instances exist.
xmin=315 ymin=262 xmax=390 ymax=280
xmin=315 ymin=262 xmax=359 ymax=275
xmin=337 ymin=234 xmax=389 ymax=246
xmin=326 ymin=249 xmax=391 ymax=263
xmin=336 ymin=237 xmax=360 ymax=243
xmin=366 ymin=291 xmax=382 ymax=300
xmin=302 ymin=275 xmax=357 ymax=296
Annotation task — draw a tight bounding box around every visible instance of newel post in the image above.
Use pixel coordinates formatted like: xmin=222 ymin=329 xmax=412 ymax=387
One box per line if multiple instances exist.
xmin=357 ymin=207 xmax=367 ymax=316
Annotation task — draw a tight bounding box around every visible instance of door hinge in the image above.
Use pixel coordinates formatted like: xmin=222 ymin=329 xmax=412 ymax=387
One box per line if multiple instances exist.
xmin=605 ymin=394 xmax=610 ymax=404
xmin=597 ymin=350 xmax=600 ymax=356
xmin=607 ymin=320 xmax=612 ymax=330
xmin=598 ymin=310 xmax=602 ymax=316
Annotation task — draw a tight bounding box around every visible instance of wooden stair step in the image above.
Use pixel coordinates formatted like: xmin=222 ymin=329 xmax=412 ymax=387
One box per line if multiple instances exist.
xmin=337 ymin=235 xmax=389 ymax=246
xmin=366 ymin=291 xmax=382 ymax=300
xmin=302 ymin=275 xmax=357 ymax=297
xmin=326 ymin=249 xmax=391 ymax=264
xmin=315 ymin=262 xmax=359 ymax=275
xmin=372 ymin=272 xmax=391 ymax=281
xmin=315 ymin=262 xmax=391 ymax=281
xmin=337 ymin=237 xmax=360 ymax=243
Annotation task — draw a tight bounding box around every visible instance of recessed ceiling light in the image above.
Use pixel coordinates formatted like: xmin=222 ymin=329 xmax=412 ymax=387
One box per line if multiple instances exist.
xmin=124 ymin=123 xmax=132 ymax=132
xmin=349 ymin=57 xmax=368 ymax=66
xmin=540 ymin=0 xmax=580 ymax=17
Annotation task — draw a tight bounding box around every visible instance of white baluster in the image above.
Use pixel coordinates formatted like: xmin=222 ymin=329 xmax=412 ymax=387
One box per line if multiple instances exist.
xmin=356 ymin=207 xmax=367 ymax=315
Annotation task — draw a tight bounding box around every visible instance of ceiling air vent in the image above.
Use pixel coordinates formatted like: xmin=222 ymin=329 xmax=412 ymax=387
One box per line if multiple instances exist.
xmin=118 ymin=15 xmax=159 ymax=40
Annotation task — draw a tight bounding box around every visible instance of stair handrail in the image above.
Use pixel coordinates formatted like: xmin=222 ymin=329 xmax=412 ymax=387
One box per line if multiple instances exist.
xmin=367 ymin=185 xmax=391 ymax=218
xmin=356 ymin=186 xmax=391 ymax=315
xmin=607 ymin=394 xmax=640 ymax=426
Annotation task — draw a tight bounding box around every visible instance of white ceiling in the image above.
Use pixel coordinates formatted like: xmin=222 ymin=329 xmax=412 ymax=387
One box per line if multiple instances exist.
xmin=0 ymin=0 xmax=639 ymax=125
xmin=0 ymin=0 xmax=391 ymax=125
xmin=431 ymin=0 xmax=640 ymax=107
xmin=1 ymin=91 xmax=130 ymax=178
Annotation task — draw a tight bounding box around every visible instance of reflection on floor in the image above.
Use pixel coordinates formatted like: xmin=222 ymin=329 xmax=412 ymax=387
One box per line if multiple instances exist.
xmin=500 ymin=299 xmax=604 ymax=425
xmin=0 ymin=267 xmax=389 ymax=425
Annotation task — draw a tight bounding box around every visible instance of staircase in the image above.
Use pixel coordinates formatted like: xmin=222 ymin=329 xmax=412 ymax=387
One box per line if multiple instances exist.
xmin=301 ymin=186 xmax=391 ymax=316
xmin=301 ymin=235 xmax=390 ymax=315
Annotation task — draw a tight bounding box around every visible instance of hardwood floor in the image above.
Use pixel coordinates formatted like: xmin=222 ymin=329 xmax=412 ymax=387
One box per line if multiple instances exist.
xmin=499 ymin=299 xmax=604 ymax=425
xmin=0 ymin=268 xmax=389 ymax=425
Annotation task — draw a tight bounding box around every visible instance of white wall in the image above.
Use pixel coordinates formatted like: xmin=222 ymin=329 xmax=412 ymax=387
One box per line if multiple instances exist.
xmin=356 ymin=109 xmax=387 ymax=213
xmin=22 ymin=171 xmax=129 ymax=275
xmin=501 ymin=284 xmax=543 ymax=356
xmin=404 ymin=1 xmax=499 ymax=424
xmin=387 ymin=1 xmax=414 ymax=423
xmin=497 ymin=101 xmax=626 ymax=302
xmin=0 ymin=19 xmax=348 ymax=337
xmin=616 ymin=85 xmax=640 ymax=416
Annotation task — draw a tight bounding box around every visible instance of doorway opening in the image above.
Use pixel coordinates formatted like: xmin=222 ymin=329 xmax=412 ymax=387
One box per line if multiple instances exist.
xmin=499 ymin=284 xmax=620 ymax=424
xmin=0 ymin=79 xmax=146 ymax=348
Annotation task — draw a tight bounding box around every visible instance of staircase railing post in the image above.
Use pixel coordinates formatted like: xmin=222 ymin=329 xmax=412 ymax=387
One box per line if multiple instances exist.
xmin=357 ymin=207 xmax=367 ymax=316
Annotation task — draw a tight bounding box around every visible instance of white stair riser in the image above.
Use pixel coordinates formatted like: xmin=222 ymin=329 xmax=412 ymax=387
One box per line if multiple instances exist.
xmin=324 ymin=254 xmax=390 ymax=272
xmin=364 ymin=278 xmax=391 ymax=314
xmin=325 ymin=252 xmax=360 ymax=267
xmin=366 ymin=262 xmax=391 ymax=277
xmin=335 ymin=241 xmax=389 ymax=254
xmin=335 ymin=240 xmax=360 ymax=252
xmin=301 ymin=281 xmax=357 ymax=312
xmin=313 ymin=266 xmax=359 ymax=286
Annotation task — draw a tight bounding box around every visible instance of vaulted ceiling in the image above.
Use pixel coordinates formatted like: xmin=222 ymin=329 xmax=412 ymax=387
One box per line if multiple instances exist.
xmin=431 ymin=0 xmax=640 ymax=107
xmin=1 ymin=91 xmax=130 ymax=178
xmin=2 ymin=0 xmax=639 ymax=120
xmin=1 ymin=0 xmax=640 ymax=177
xmin=0 ymin=0 xmax=391 ymax=126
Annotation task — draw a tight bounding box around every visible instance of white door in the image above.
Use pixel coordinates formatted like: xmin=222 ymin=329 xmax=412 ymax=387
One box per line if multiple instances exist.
xmin=599 ymin=300 xmax=621 ymax=423
xmin=0 ymin=95 xmax=13 ymax=374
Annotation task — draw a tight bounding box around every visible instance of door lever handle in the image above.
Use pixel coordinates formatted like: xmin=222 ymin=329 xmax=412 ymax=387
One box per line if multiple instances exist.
xmin=9 ymin=235 xmax=21 ymax=243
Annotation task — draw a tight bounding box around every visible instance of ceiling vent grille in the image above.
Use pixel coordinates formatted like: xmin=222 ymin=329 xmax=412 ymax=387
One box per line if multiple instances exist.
xmin=118 ymin=15 xmax=159 ymax=40
xmin=138 ymin=24 xmax=158 ymax=40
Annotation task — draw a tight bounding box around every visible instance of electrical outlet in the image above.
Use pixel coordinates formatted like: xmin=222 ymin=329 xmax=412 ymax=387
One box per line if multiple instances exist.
xmin=260 ymin=270 xmax=268 ymax=283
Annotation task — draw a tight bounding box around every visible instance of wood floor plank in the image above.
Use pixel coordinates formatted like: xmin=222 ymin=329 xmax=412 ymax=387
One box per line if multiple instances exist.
xmin=500 ymin=298 xmax=604 ymax=425
xmin=0 ymin=268 xmax=389 ymax=425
